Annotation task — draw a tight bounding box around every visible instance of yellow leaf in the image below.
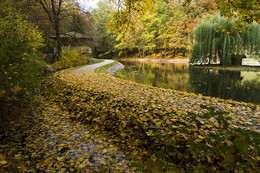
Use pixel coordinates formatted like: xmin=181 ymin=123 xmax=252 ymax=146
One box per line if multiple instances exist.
xmin=0 ymin=160 xmax=7 ymax=165
xmin=11 ymin=85 xmax=22 ymax=94
xmin=172 ymin=125 xmax=178 ymax=128
xmin=0 ymin=90 xmax=5 ymax=97
xmin=256 ymin=156 xmax=260 ymax=161
xmin=198 ymin=135 xmax=204 ymax=139
xmin=132 ymin=150 xmax=138 ymax=155
xmin=213 ymin=121 xmax=220 ymax=128
xmin=79 ymin=157 xmax=84 ymax=162
xmin=0 ymin=154 xmax=5 ymax=160
xmin=79 ymin=161 xmax=86 ymax=168
xmin=146 ymin=130 xmax=153 ymax=136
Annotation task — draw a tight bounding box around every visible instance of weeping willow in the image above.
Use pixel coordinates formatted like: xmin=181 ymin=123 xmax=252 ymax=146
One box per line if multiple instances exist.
xmin=190 ymin=14 xmax=260 ymax=65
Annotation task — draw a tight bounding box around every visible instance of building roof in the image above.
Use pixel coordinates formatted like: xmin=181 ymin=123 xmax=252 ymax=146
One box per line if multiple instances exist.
xmin=50 ymin=32 xmax=92 ymax=39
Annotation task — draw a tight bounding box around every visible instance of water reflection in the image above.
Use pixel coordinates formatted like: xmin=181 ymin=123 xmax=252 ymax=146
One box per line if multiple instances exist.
xmin=118 ymin=60 xmax=260 ymax=104
xmin=117 ymin=61 xmax=192 ymax=92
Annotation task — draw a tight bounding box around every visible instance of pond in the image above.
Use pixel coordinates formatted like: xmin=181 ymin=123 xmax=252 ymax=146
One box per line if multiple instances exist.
xmin=117 ymin=60 xmax=260 ymax=104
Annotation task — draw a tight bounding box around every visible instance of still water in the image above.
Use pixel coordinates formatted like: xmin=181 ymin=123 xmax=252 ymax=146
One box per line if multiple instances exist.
xmin=117 ymin=60 xmax=260 ymax=104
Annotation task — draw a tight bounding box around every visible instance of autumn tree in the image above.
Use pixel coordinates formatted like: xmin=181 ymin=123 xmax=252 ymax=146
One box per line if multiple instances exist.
xmin=0 ymin=2 xmax=45 ymax=104
xmin=35 ymin=0 xmax=79 ymax=58
xmin=107 ymin=0 xmax=215 ymax=58
xmin=93 ymin=1 xmax=116 ymax=57
xmin=184 ymin=0 xmax=260 ymax=25
xmin=217 ymin=0 xmax=260 ymax=25
xmin=190 ymin=14 xmax=260 ymax=65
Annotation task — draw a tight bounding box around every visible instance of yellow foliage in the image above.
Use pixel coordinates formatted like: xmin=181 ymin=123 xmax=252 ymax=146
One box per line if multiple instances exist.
xmin=43 ymin=72 xmax=260 ymax=172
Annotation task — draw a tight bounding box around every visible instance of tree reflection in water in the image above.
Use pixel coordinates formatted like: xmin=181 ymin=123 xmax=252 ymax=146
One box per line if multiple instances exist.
xmin=118 ymin=60 xmax=260 ymax=104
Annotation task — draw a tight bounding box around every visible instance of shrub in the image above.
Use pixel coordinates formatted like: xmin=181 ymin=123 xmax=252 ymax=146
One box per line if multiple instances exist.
xmin=44 ymin=72 xmax=259 ymax=172
xmin=0 ymin=3 xmax=46 ymax=106
xmin=53 ymin=46 xmax=91 ymax=70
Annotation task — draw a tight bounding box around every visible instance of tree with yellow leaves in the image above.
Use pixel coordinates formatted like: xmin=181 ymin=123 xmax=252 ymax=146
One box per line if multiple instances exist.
xmin=0 ymin=2 xmax=45 ymax=105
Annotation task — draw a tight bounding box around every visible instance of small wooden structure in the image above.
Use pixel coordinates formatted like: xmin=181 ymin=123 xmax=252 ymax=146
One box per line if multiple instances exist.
xmin=50 ymin=32 xmax=94 ymax=50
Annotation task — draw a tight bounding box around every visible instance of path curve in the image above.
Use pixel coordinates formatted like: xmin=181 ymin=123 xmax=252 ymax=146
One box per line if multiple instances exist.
xmin=72 ymin=59 xmax=115 ymax=74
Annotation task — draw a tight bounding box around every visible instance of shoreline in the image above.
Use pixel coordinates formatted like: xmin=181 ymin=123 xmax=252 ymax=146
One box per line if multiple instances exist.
xmin=117 ymin=58 xmax=260 ymax=71
xmin=192 ymin=64 xmax=260 ymax=72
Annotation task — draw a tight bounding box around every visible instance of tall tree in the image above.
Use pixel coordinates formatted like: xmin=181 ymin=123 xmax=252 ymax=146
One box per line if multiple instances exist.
xmin=36 ymin=0 xmax=64 ymax=58
xmin=93 ymin=1 xmax=116 ymax=57
xmin=190 ymin=14 xmax=260 ymax=65
xmin=35 ymin=0 xmax=79 ymax=58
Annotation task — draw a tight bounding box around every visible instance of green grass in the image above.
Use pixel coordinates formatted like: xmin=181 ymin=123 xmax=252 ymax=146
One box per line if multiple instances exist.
xmin=95 ymin=60 xmax=119 ymax=73
xmin=192 ymin=65 xmax=260 ymax=72
xmin=88 ymin=58 xmax=105 ymax=65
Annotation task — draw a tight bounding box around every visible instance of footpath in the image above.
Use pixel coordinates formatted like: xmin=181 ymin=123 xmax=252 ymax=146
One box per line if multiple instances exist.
xmin=72 ymin=59 xmax=124 ymax=75
xmin=0 ymin=60 xmax=129 ymax=172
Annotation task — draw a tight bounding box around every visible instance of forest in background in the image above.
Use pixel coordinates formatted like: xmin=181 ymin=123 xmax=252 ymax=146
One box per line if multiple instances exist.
xmin=95 ymin=0 xmax=217 ymax=58
xmin=94 ymin=0 xmax=259 ymax=61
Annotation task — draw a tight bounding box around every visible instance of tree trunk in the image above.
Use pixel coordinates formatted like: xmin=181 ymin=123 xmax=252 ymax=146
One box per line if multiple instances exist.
xmin=164 ymin=44 xmax=167 ymax=58
xmin=124 ymin=48 xmax=128 ymax=58
xmin=218 ymin=49 xmax=223 ymax=65
xmin=138 ymin=47 xmax=142 ymax=58
xmin=55 ymin=25 xmax=62 ymax=60
xmin=159 ymin=44 xmax=163 ymax=58
xmin=164 ymin=39 xmax=167 ymax=58
xmin=37 ymin=0 xmax=63 ymax=60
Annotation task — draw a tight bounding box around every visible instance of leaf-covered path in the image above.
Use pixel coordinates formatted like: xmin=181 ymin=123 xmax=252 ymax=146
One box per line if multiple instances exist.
xmin=0 ymin=102 xmax=132 ymax=172
xmin=1 ymin=63 xmax=259 ymax=172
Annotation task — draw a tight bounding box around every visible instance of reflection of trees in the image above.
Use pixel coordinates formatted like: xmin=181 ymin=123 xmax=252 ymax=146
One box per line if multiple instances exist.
xmin=119 ymin=61 xmax=191 ymax=92
xmin=189 ymin=67 xmax=260 ymax=104
xmin=240 ymin=79 xmax=260 ymax=104
xmin=118 ymin=61 xmax=260 ymax=104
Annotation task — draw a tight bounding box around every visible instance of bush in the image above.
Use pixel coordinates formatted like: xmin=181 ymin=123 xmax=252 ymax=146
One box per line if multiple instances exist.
xmin=53 ymin=46 xmax=91 ymax=70
xmin=0 ymin=3 xmax=46 ymax=106
xmin=44 ymin=72 xmax=259 ymax=172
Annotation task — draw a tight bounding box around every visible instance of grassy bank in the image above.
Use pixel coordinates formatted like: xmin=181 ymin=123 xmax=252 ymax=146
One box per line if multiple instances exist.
xmin=45 ymin=72 xmax=259 ymax=172
xmin=191 ymin=64 xmax=260 ymax=72
xmin=94 ymin=60 xmax=119 ymax=73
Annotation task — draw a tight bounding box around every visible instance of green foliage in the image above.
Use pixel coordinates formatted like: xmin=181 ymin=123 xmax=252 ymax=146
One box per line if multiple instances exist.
xmin=94 ymin=61 xmax=119 ymax=73
xmin=93 ymin=1 xmax=116 ymax=57
xmin=190 ymin=14 xmax=260 ymax=65
xmin=53 ymin=46 xmax=91 ymax=70
xmin=0 ymin=3 xmax=46 ymax=103
xmin=45 ymin=71 xmax=259 ymax=172
xmin=216 ymin=0 xmax=260 ymax=26
xmin=89 ymin=58 xmax=105 ymax=65
xmin=184 ymin=0 xmax=259 ymax=27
